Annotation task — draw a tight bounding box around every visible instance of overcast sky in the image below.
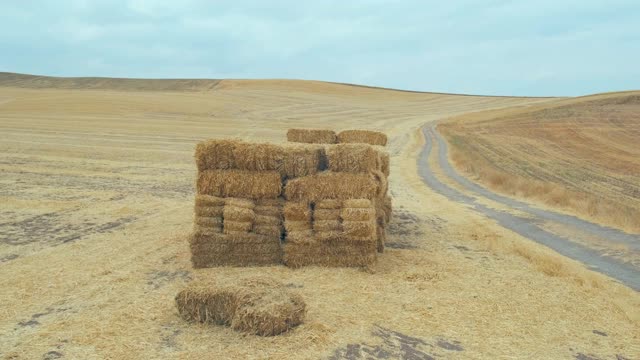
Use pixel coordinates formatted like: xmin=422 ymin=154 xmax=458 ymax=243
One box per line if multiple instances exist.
xmin=1 ymin=1 xmax=638 ymax=96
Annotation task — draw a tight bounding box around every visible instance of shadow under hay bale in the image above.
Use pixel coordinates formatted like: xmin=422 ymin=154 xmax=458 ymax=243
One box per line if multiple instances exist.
xmin=337 ymin=129 xmax=388 ymax=146
xmin=175 ymin=277 xmax=306 ymax=336
xmin=287 ymin=128 xmax=337 ymax=144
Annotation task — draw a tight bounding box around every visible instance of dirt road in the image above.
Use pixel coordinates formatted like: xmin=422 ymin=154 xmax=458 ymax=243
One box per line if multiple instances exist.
xmin=420 ymin=125 xmax=640 ymax=290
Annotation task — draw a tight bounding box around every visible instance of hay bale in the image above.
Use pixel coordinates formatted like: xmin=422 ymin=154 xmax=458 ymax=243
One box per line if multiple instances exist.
xmin=283 ymin=202 xmax=311 ymax=221
xmin=189 ymin=233 xmax=283 ymax=268
xmin=254 ymin=225 xmax=283 ymax=238
xmin=224 ymin=221 xmax=253 ymax=234
xmin=224 ymin=206 xmax=255 ymax=223
xmin=337 ymin=130 xmax=387 ymax=146
xmin=195 ymin=139 xmax=238 ymax=171
xmin=197 ymin=170 xmax=282 ymax=199
xmin=284 ymin=220 xmax=312 ymax=232
xmin=232 ymin=142 xmax=286 ymax=172
xmin=342 ymin=199 xmax=372 ymax=208
xmin=225 ymin=198 xmax=256 ymax=209
xmin=193 ymin=224 xmax=222 ymax=236
xmin=195 ymin=206 xmax=224 ymax=217
xmin=254 ymin=206 xmax=282 ymax=218
xmin=313 ymin=220 xmax=342 ymax=232
xmin=284 ymin=172 xmax=378 ymax=202
xmin=286 ymin=230 xmax=314 ymax=244
xmin=175 ymin=277 xmax=306 ymax=336
xmin=379 ymin=151 xmax=390 ymax=177
xmin=283 ymin=242 xmax=376 ymax=268
xmin=282 ymin=145 xmax=326 ymax=178
xmin=340 ymin=208 xmax=375 ymax=222
xmin=342 ymin=220 xmax=376 ymax=238
xmin=313 ymin=208 xmax=341 ymax=221
xmin=195 ymin=216 xmax=223 ymax=227
xmin=326 ymin=144 xmax=381 ymax=173
xmin=287 ymin=129 xmax=337 ymax=144
xmin=195 ymin=194 xmax=226 ymax=207
xmin=315 ymin=199 xmax=341 ymax=209
xmin=254 ymin=215 xmax=281 ymax=226
xmin=256 ymin=198 xmax=285 ymax=207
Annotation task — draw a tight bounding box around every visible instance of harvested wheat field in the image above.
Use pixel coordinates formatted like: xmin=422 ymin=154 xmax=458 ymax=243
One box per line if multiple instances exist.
xmin=0 ymin=73 xmax=638 ymax=359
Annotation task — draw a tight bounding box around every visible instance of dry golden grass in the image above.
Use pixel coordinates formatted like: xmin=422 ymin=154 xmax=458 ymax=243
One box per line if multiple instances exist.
xmin=0 ymin=74 xmax=638 ymax=359
xmin=439 ymin=92 xmax=640 ymax=233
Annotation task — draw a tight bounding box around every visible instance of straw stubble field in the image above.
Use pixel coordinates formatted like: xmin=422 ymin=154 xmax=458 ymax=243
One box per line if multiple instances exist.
xmin=0 ymin=74 xmax=638 ymax=359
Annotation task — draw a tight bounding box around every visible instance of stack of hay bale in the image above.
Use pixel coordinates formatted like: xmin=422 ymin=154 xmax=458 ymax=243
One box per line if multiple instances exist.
xmin=190 ymin=129 xmax=391 ymax=269
xmin=191 ymin=139 xmax=322 ymax=268
xmin=283 ymin=129 xmax=391 ymax=267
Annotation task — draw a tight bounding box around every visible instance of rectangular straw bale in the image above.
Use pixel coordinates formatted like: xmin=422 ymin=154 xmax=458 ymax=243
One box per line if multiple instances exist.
xmin=195 ymin=139 xmax=238 ymax=171
xmin=315 ymin=199 xmax=342 ymax=209
xmin=326 ymin=143 xmax=381 ymax=173
xmin=313 ymin=220 xmax=342 ymax=232
xmin=254 ymin=215 xmax=281 ymax=226
xmin=223 ymin=221 xmax=253 ymax=234
xmin=282 ymin=144 xmax=325 ymax=178
xmin=195 ymin=206 xmax=224 ymax=217
xmin=340 ymin=207 xmax=375 ymax=222
xmin=195 ymin=194 xmax=226 ymax=207
xmin=286 ymin=230 xmax=315 ymax=245
xmin=314 ymin=231 xmax=342 ymax=242
xmin=342 ymin=199 xmax=372 ymax=208
xmin=342 ymin=220 xmax=376 ymax=238
xmin=225 ymin=198 xmax=256 ymax=209
xmin=337 ymin=130 xmax=387 ymax=146
xmin=254 ymin=225 xmax=283 ymax=238
xmin=193 ymin=224 xmax=222 ymax=236
xmin=192 ymin=252 xmax=282 ymax=268
xmin=284 ymin=220 xmax=312 ymax=232
xmin=254 ymin=206 xmax=282 ymax=218
xmin=284 ymin=172 xmax=378 ymax=202
xmin=287 ymin=129 xmax=337 ymax=144
xmin=195 ymin=216 xmax=223 ymax=227
xmin=190 ymin=232 xmax=276 ymax=246
xmin=313 ymin=208 xmax=341 ymax=221
xmin=283 ymin=202 xmax=311 ymax=221
xmin=197 ymin=170 xmax=282 ymax=199
xmin=283 ymin=243 xmax=376 ymax=268
xmin=232 ymin=142 xmax=286 ymax=172
xmin=223 ymin=206 xmax=255 ymax=222
xmin=255 ymin=198 xmax=285 ymax=207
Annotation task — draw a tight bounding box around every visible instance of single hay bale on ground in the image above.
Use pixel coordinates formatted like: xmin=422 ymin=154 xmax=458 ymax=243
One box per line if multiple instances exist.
xmin=315 ymin=199 xmax=342 ymax=209
xmin=326 ymin=143 xmax=381 ymax=173
xmin=284 ymin=171 xmax=378 ymax=202
xmin=223 ymin=221 xmax=253 ymax=234
xmin=313 ymin=208 xmax=341 ymax=221
xmin=287 ymin=128 xmax=337 ymax=144
xmin=197 ymin=170 xmax=282 ymax=199
xmin=337 ymin=130 xmax=387 ymax=146
xmin=175 ymin=277 xmax=306 ymax=336
xmin=223 ymin=206 xmax=255 ymax=222
xmin=195 ymin=139 xmax=238 ymax=171
xmin=195 ymin=194 xmax=226 ymax=207
xmin=340 ymin=207 xmax=375 ymax=222
xmin=283 ymin=202 xmax=311 ymax=221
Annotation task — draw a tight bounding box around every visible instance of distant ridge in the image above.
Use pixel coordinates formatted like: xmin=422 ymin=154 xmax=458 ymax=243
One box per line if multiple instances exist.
xmin=0 ymin=71 xmax=558 ymax=98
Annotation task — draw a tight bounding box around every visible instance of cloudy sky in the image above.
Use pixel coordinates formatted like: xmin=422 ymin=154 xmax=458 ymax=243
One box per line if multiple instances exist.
xmin=1 ymin=1 xmax=638 ymax=96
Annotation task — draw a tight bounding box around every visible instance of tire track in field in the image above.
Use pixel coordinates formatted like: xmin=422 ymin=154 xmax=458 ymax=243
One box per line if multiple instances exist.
xmin=418 ymin=124 xmax=640 ymax=290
